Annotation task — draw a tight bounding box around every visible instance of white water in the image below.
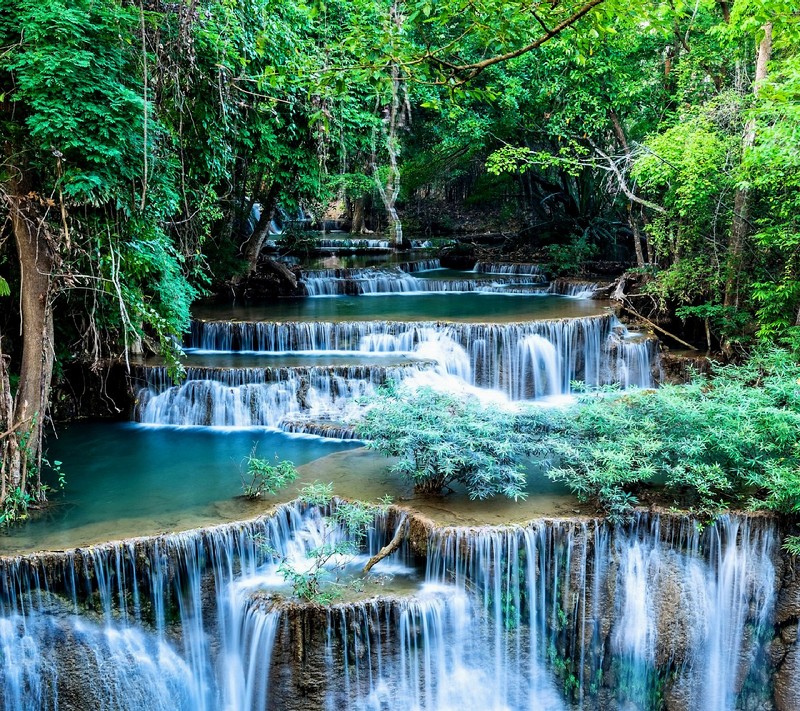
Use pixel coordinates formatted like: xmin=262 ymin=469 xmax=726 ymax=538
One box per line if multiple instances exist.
xmin=135 ymin=363 xmax=427 ymax=432
xmin=313 ymin=514 xmax=780 ymax=710
xmin=137 ymin=313 xmax=658 ymax=431
xmin=300 ymin=263 xmax=547 ymax=296
xmin=0 ymin=511 xmax=785 ymax=710
xmin=0 ymin=504 xmax=412 ymax=710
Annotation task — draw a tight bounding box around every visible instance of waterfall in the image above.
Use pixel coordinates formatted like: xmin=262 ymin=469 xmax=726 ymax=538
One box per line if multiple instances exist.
xmin=517 ymin=334 xmax=560 ymax=398
xmin=606 ymin=326 xmax=661 ymax=389
xmin=473 ymin=262 xmax=544 ymax=276
xmin=189 ymin=315 xmax=617 ymax=396
xmin=547 ymin=280 xmax=599 ymax=298
xmin=398 ymin=259 xmax=441 ymax=273
xmin=316 ymin=239 xmax=391 ymax=250
xmin=146 ymin=314 xmax=661 ymax=431
xmin=0 ymin=511 xmax=786 ymax=710
xmin=296 ymin=262 xmax=540 ymax=297
xmin=310 ymin=513 xmax=781 ymax=710
xmin=133 ymin=364 xmax=426 ymax=430
xmin=0 ymin=504 xmax=408 ymax=711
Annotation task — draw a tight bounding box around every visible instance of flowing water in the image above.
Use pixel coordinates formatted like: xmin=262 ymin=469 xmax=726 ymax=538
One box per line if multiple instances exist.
xmin=7 ymin=255 xmax=788 ymax=710
xmin=0 ymin=508 xmax=787 ymax=710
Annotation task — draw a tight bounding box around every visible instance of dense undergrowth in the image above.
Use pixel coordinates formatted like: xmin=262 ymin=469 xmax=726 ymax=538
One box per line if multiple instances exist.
xmin=541 ymin=349 xmax=800 ymax=521
xmin=356 ymin=350 xmax=800 ymax=527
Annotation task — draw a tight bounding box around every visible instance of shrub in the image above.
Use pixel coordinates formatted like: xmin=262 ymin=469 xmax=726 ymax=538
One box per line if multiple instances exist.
xmin=276 ymin=483 xmax=391 ymax=603
xmin=241 ymin=454 xmax=298 ymax=499
xmin=537 ymin=349 xmax=800 ymax=520
xmin=355 ymin=385 xmax=536 ymax=499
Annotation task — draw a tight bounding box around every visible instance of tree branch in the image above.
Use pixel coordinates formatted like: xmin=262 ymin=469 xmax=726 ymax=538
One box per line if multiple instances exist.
xmin=587 ymin=138 xmax=666 ymax=214
xmin=431 ymin=0 xmax=607 ymax=79
xmin=363 ymin=519 xmax=406 ymax=574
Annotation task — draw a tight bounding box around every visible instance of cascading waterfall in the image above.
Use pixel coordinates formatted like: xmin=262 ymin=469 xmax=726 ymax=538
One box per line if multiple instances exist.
xmin=0 ymin=511 xmax=784 ymax=711
xmin=473 ymin=262 xmax=544 ymax=276
xmin=133 ymin=363 xmax=428 ymax=432
xmin=166 ymin=314 xmax=659 ymax=430
xmin=188 ymin=314 xmax=638 ymax=397
xmin=316 ymin=239 xmax=391 ymax=250
xmin=263 ymin=512 xmax=779 ymax=711
xmin=547 ymin=280 xmax=600 ymax=298
xmin=606 ymin=329 xmax=661 ymax=388
xmin=300 ymin=264 xmax=546 ymax=296
xmin=0 ymin=504 xmax=410 ymax=711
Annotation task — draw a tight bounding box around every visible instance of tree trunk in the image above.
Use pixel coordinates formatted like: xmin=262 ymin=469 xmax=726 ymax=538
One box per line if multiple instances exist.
xmin=373 ymin=55 xmax=407 ymax=248
xmin=628 ymin=203 xmax=646 ymax=267
xmin=351 ymin=196 xmax=366 ymax=234
xmin=413 ymin=474 xmax=448 ymax=496
xmin=1 ymin=193 xmax=55 ymax=503
xmin=241 ymin=183 xmax=280 ymax=276
xmin=724 ymin=22 xmax=772 ymax=308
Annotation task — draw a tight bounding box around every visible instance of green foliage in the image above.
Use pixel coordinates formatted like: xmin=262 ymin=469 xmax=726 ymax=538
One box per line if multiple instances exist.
xmin=535 ymin=349 xmax=800 ymax=521
xmin=241 ymin=454 xmax=298 ymax=499
xmin=356 ymin=385 xmax=533 ymax=499
xmin=275 ymin=228 xmax=319 ymax=257
xmin=0 ymin=487 xmax=36 ymax=527
xmin=545 ymin=235 xmax=598 ymax=277
xmin=783 ymin=535 xmax=800 ymax=557
xmin=276 ymin=485 xmax=390 ymax=603
xmin=298 ymin=481 xmax=335 ymax=507
xmin=675 ymin=304 xmax=751 ymax=348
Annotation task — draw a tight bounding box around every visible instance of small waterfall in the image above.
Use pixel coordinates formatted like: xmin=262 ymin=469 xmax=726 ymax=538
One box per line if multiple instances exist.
xmin=398 ymin=259 xmax=441 ymax=273
xmin=316 ymin=239 xmax=391 ymax=250
xmin=188 ymin=315 xmax=623 ymax=398
xmin=517 ymin=334 xmax=560 ymax=398
xmin=298 ymin=262 xmax=532 ymax=297
xmin=415 ymin=514 xmax=778 ymax=709
xmin=474 ymin=262 xmax=544 ymax=276
xmin=301 ymin=267 xmax=420 ymax=296
xmin=134 ymin=363 xmax=427 ymax=429
xmin=606 ymin=324 xmax=661 ymax=389
xmin=547 ymin=280 xmax=599 ymax=298
xmin=323 ymin=587 xmax=565 ymax=711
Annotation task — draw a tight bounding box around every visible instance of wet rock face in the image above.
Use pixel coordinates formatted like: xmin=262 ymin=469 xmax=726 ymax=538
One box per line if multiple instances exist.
xmin=658 ymin=351 xmax=712 ymax=384
xmin=774 ymin=634 xmax=800 ymax=711
xmin=267 ymin=607 xmax=331 ymax=710
xmin=266 ymin=599 xmax=403 ymax=710
xmin=651 ymin=554 xmax=696 ymax=668
xmin=771 ymin=554 xmax=800 ymax=711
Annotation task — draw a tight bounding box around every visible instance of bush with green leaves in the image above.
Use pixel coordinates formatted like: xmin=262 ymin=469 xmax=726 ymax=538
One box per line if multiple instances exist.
xmin=536 ymin=349 xmax=800 ymax=521
xmin=356 ymin=385 xmax=536 ymax=499
xmin=274 ymin=483 xmax=392 ymax=603
xmin=241 ymin=454 xmax=298 ymax=499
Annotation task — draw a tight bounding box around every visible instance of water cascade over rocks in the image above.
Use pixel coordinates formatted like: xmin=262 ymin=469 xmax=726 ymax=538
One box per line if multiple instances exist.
xmin=299 ymin=262 xmax=547 ymax=297
xmin=18 ymin=255 xmax=762 ymax=710
xmin=132 ymin=259 xmax=661 ymax=432
xmin=1 ymin=508 xmax=797 ymax=710
xmin=185 ymin=317 xmax=655 ymax=396
xmin=134 ymin=362 xmax=430 ymax=434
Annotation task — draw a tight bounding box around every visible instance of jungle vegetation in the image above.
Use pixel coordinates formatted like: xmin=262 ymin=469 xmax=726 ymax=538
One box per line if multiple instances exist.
xmin=1 ymin=0 xmax=799 ymax=519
